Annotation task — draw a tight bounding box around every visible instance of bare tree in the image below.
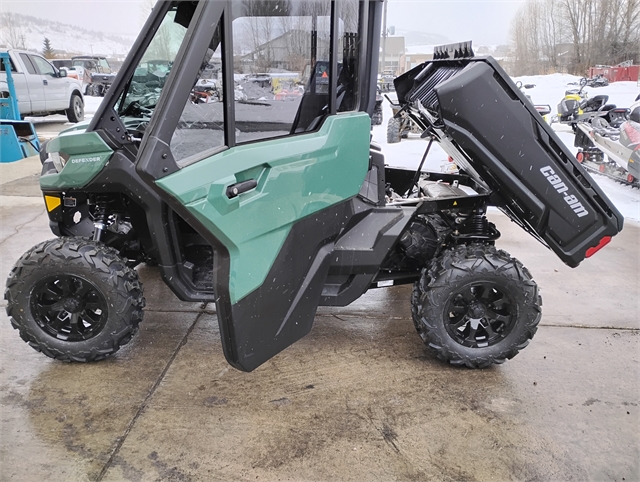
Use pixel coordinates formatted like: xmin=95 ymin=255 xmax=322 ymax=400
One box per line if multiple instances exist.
xmin=1 ymin=13 xmax=27 ymax=50
xmin=538 ymin=0 xmax=564 ymax=71
xmin=611 ymin=0 xmax=640 ymax=63
xmin=510 ymin=0 xmax=640 ymax=75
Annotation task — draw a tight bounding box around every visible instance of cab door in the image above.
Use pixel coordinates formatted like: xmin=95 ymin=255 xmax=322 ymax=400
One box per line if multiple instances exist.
xmin=16 ymin=53 xmax=46 ymax=113
xmin=29 ymin=54 xmax=68 ymax=111
xmin=135 ymin=0 xmax=373 ymax=371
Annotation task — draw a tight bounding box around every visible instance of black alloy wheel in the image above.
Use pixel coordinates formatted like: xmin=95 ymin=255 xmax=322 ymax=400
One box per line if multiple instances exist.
xmin=6 ymin=238 xmax=145 ymax=362
xmin=443 ymin=282 xmax=516 ymax=349
xmin=30 ymin=274 xmax=108 ymax=342
xmin=411 ymin=244 xmax=541 ymax=368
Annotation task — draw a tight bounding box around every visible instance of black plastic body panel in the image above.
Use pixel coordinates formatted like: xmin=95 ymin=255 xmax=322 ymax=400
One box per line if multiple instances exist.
xmin=320 ymin=202 xmax=413 ymax=306
xmin=226 ymin=201 xmax=354 ymax=371
xmin=396 ymin=57 xmax=624 ymax=267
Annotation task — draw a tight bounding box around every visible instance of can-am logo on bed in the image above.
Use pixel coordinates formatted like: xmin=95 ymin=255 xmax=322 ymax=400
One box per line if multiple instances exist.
xmin=540 ymin=166 xmax=589 ymax=218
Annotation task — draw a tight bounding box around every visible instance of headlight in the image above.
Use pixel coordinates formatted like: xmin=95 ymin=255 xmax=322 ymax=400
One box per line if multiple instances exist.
xmin=48 ymin=151 xmax=67 ymax=173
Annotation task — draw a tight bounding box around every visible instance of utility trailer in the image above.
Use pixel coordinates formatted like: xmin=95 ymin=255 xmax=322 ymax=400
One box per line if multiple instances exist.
xmin=5 ymin=1 xmax=623 ymax=372
xmin=574 ymin=104 xmax=640 ymax=188
xmin=72 ymin=56 xmax=117 ymax=96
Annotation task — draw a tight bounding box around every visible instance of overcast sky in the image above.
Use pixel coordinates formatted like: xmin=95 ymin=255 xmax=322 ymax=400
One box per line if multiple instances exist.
xmin=387 ymin=0 xmax=524 ymax=45
xmin=1 ymin=0 xmax=524 ymax=45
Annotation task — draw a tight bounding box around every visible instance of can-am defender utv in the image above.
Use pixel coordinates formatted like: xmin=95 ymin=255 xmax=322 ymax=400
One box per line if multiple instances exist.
xmin=5 ymin=1 xmax=623 ymax=371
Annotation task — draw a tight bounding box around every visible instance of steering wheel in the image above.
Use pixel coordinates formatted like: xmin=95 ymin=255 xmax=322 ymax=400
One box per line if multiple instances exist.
xmin=121 ymin=100 xmax=153 ymax=118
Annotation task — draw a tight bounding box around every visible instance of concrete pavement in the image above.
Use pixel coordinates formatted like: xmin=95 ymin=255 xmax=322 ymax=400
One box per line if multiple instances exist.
xmin=0 ymin=155 xmax=638 ymax=481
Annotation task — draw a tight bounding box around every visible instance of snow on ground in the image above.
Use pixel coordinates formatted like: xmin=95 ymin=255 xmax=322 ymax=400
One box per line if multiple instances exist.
xmin=26 ymin=94 xmax=103 ymax=126
xmin=83 ymin=96 xmax=103 ymax=117
xmin=373 ymin=75 xmax=640 ymax=222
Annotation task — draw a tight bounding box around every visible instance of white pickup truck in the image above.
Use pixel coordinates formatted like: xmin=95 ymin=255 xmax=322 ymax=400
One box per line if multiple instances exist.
xmin=0 ymin=49 xmax=85 ymax=123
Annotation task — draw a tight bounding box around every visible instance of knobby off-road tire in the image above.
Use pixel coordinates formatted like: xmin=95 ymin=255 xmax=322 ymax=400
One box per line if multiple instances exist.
xmin=66 ymin=93 xmax=84 ymax=123
xmin=411 ymin=244 xmax=541 ymax=368
xmin=5 ymin=238 xmax=145 ymax=362
xmin=371 ymin=107 xmax=383 ymax=126
xmin=387 ymin=117 xmax=401 ymax=143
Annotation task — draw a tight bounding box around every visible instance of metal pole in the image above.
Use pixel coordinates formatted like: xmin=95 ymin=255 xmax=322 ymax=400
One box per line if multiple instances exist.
xmin=381 ymin=0 xmax=387 ymax=73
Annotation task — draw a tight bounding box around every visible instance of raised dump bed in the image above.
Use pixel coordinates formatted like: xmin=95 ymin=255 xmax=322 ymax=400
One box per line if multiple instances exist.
xmin=394 ymin=55 xmax=623 ymax=267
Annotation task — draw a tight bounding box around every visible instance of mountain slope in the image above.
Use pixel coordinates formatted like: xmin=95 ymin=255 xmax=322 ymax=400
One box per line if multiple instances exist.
xmin=0 ymin=13 xmax=136 ymax=57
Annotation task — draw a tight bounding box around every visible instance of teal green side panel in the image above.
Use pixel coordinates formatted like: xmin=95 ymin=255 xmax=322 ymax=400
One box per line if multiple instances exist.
xmin=40 ymin=131 xmax=113 ymax=190
xmin=157 ymin=112 xmax=371 ymax=304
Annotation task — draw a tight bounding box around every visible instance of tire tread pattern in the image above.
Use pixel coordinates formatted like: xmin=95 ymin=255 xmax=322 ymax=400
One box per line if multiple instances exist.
xmin=411 ymin=244 xmax=542 ymax=368
xmin=5 ymin=238 xmax=145 ymax=362
xmin=387 ymin=117 xmax=401 ymax=143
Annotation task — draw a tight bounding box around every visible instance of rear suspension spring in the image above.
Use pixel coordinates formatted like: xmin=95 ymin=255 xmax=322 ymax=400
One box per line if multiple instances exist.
xmin=93 ymin=194 xmax=114 ymax=242
xmin=454 ymin=210 xmax=501 ymax=243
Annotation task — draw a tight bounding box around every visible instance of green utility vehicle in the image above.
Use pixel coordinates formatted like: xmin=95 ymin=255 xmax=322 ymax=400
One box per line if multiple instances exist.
xmin=5 ymin=1 xmax=623 ymax=371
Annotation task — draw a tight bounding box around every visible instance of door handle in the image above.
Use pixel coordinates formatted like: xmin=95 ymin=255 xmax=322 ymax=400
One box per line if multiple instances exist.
xmin=43 ymin=79 xmax=48 ymax=85
xmin=226 ymin=179 xmax=257 ymax=199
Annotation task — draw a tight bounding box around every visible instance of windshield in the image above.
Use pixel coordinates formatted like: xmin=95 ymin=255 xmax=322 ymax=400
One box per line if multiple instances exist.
xmin=117 ymin=6 xmax=189 ymax=119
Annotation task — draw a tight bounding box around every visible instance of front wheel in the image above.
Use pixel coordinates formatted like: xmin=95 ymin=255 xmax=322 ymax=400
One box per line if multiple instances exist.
xmin=411 ymin=244 xmax=541 ymax=368
xmin=66 ymin=94 xmax=84 ymax=123
xmin=5 ymin=238 xmax=145 ymax=362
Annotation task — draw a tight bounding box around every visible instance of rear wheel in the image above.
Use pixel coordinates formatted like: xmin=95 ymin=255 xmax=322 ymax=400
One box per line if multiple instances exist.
xmin=5 ymin=238 xmax=145 ymax=362
xmin=387 ymin=117 xmax=401 ymax=143
xmin=66 ymin=94 xmax=84 ymax=123
xmin=411 ymin=244 xmax=541 ymax=368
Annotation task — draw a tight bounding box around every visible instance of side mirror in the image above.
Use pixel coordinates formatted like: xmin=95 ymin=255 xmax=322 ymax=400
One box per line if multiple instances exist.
xmin=58 ymin=69 xmax=67 ymax=78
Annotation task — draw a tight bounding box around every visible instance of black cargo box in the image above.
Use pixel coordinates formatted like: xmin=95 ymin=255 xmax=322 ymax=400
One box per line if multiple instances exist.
xmin=394 ymin=56 xmax=624 ymax=267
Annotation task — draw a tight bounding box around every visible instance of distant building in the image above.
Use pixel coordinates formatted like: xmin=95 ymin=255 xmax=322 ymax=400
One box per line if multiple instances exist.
xmin=399 ymin=53 xmax=432 ymax=74
xmin=237 ymin=30 xmax=330 ymax=74
xmin=379 ymin=36 xmax=405 ymax=75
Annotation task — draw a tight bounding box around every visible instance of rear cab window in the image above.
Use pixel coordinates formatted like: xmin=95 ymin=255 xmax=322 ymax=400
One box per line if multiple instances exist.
xmin=0 ymin=56 xmax=17 ymax=72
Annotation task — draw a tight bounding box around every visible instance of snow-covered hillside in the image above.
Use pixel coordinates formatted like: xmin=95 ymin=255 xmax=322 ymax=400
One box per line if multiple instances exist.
xmin=373 ymin=73 xmax=640 ymax=221
xmin=1 ymin=13 xmax=136 ymax=57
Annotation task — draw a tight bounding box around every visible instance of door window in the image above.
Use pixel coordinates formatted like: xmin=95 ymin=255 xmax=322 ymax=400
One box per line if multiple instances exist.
xmin=31 ymin=55 xmax=56 ymax=76
xmin=170 ymin=22 xmax=225 ymax=163
xmin=18 ymin=54 xmax=37 ymax=75
xmin=232 ymin=0 xmax=332 ymax=143
xmin=337 ymin=0 xmax=360 ymax=112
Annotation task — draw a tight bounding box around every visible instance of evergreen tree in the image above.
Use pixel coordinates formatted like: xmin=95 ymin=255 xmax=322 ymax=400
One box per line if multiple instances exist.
xmin=42 ymin=37 xmax=55 ymax=59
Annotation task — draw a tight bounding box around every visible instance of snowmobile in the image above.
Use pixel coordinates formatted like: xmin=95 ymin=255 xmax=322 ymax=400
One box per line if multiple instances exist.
xmin=575 ymin=101 xmax=640 ymax=187
xmin=586 ymin=74 xmax=609 ymax=88
xmin=555 ymin=77 xmax=615 ymax=130
xmin=516 ymin=81 xmax=552 ymax=124
xmin=5 ymin=1 xmax=623 ymax=372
